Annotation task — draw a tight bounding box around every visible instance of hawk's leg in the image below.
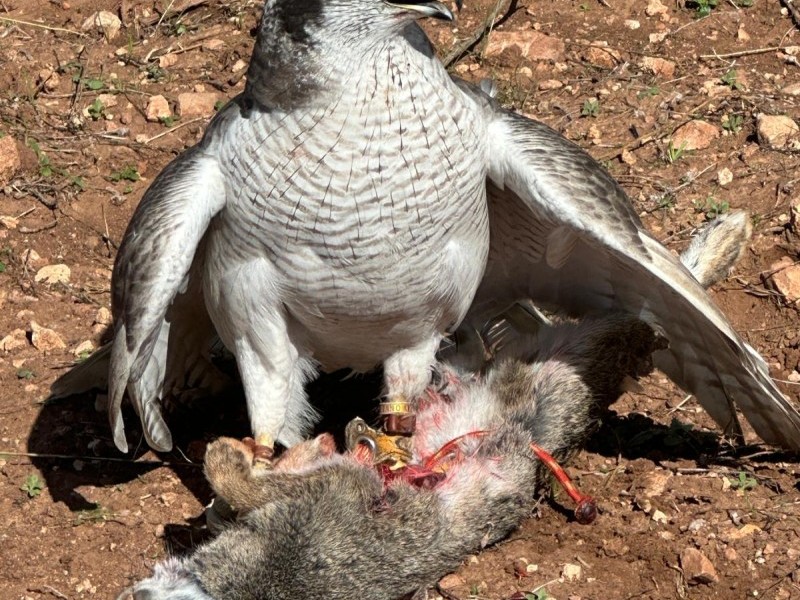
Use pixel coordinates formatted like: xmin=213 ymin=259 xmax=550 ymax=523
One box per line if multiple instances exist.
xmin=380 ymin=336 xmax=441 ymax=460
xmin=205 ymin=258 xmax=318 ymax=458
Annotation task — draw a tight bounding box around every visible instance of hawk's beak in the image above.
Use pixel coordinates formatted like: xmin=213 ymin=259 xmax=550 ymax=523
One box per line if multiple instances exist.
xmin=386 ymin=0 xmax=462 ymax=21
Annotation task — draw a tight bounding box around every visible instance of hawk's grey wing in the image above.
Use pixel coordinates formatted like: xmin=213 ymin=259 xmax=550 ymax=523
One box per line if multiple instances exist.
xmin=471 ymin=99 xmax=800 ymax=450
xmin=110 ymin=144 xmax=225 ymax=452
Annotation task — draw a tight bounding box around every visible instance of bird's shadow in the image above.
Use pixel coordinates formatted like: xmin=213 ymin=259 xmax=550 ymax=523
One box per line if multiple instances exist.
xmin=27 ymin=369 xmax=383 ymax=513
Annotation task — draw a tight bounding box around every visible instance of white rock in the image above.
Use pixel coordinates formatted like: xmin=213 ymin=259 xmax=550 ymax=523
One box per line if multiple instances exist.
xmin=34 ymin=264 xmax=71 ymax=285
xmin=30 ymin=321 xmax=66 ymax=352
xmin=756 ymin=114 xmax=799 ymax=149
xmin=73 ymin=340 xmax=95 ymax=357
xmin=717 ymin=167 xmax=733 ymax=186
xmin=624 ymin=19 xmax=641 ymax=30
xmin=146 ymin=95 xmax=172 ymax=122
xmin=81 ymin=11 xmax=122 ymax=40
xmin=562 ymin=563 xmax=582 ymax=582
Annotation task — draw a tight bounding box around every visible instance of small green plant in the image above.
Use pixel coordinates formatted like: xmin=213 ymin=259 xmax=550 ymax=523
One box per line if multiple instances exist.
xmin=29 ymin=140 xmax=56 ymax=177
xmin=173 ymin=21 xmax=188 ymax=36
xmin=581 ymin=98 xmax=600 ymax=118
xmin=689 ymin=0 xmax=718 ymax=17
xmin=109 ymin=166 xmax=141 ymax=183
xmin=75 ymin=504 xmax=115 ymax=525
xmin=16 ymin=368 xmax=35 ymax=380
xmin=214 ymin=100 xmax=226 ymax=111
xmin=694 ymin=195 xmax=730 ymax=219
xmin=665 ymin=139 xmax=688 ymax=163
xmin=0 ymin=261 xmax=6 ymax=273
xmin=146 ymin=64 xmax=166 ymax=82
xmin=76 ymin=349 xmax=93 ymax=363
xmin=578 ymin=3 xmax=590 ymax=11
xmin=730 ymin=471 xmax=757 ymax=491
xmin=526 ymin=590 xmax=551 ymax=600
xmin=87 ymin=98 xmax=106 ymax=121
xmin=70 ymin=175 xmax=86 ymax=191
xmin=657 ymin=193 xmax=676 ymax=211
xmin=159 ymin=114 xmax=177 ymax=127
xmin=734 ymin=0 xmax=753 ymax=6
xmin=21 ymin=474 xmax=44 ymax=498
xmin=637 ymin=85 xmax=660 ymax=99
xmin=721 ymin=69 xmax=743 ymax=91
xmin=722 ymin=113 xmax=744 ymax=133
xmin=84 ymin=77 xmax=105 ymax=91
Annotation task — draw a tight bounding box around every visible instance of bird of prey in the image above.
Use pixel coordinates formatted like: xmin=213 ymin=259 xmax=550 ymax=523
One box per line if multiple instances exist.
xmin=71 ymin=0 xmax=800 ymax=453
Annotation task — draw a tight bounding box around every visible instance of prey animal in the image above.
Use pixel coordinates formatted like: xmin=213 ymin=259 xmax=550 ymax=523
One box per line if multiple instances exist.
xmin=56 ymin=0 xmax=800 ymax=454
xmin=123 ymin=313 xmax=658 ymax=600
xmin=124 ymin=212 xmax=753 ymax=600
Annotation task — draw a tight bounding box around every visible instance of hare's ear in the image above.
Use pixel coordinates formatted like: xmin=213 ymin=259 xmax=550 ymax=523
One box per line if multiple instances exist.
xmin=680 ymin=211 xmax=752 ymax=289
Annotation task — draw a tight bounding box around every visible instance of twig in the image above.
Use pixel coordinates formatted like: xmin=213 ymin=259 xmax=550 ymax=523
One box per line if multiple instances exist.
xmin=443 ymin=0 xmax=519 ymax=68
xmin=144 ymin=117 xmax=205 ymax=144
xmin=0 ymin=450 xmax=199 ymax=468
xmin=18 ymin=220 xmax=57 ymax=234
xmin=29 ymin=585 xmax=69 ymax=600
xmin=0 ymin=16 xmax=85 ymax=36
xmin=779 ymin=0 xmax=800 ymax=30
xmin=152 ymin=0 xmax=177 ymax=36
xmin=700 ymin=45 xmax=786 ymax=59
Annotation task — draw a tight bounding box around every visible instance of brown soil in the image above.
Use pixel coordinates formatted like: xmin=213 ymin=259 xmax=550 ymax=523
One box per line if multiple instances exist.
xmin=1 ymin=0 xmax=800 ymax=599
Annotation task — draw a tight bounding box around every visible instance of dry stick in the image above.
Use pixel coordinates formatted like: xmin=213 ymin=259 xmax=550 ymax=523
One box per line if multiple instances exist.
xmin=443 ymin=0 xmax=519 ymax=68
xmin=700 ymin=45 xmax=786 ymax=59
xmin=0 ymin=16 xmax=85 ymax=36
xmin=779 ymin=0 xmax=800 ymax=29
xmin=0 ymin=450 xmax=198 ymax=467
xmin=143 ymin=117 xmax=205 ymax=144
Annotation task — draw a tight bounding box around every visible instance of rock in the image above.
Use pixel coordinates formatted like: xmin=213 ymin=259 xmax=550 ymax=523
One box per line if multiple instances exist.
xmin=756 ymin=114 xmax=799 ymax=149
xmin=0 ymin=135 xmax=22 ymax=186
xmin=646 ymin=0 xmax=669 ymax=17
xmin=177 ymin=92 xmax=221 ymax=118
xmin=231 ymin=59 xmax=248 ymax=73
xmin=30 ymin=321 xmax=66 ymax=352
xmin=583 ymin=43 xmax=621 ymax=68
xmin=485 ymin=30 xmax=565 ymax=62
xmin=717 ymin=167 xmax=733 ymax=186
xmin=769 ymin=257 xmax=800 ymax=303
xmin=723 ymin=547 xmax=738 ymax=561
xmin=670 ymin=120 xmax=720 ymax=151
xmin=562 ymin=563 xmax=582 ymax=582
xmin=20 ymin=248 xmax=42 ymax=267
xmin=37 ymin=68 xmax=61 ymax=92
xmin=34 ymin=264 xmax=71 ymax=285
xmin=158 ymin=53 xmax=178 ymax=68
xmin=0 ymin=329 xmax=29 ymax=352
xmin=787 ymin=370 xmax=800 ymax=383
xmin=621 ymin=149 xmax=637 ymax=165
xmin=202 ymin=39 xmax=225 ymax=51
xmin=73 ymin=340 xmax=95 ymax=357
xmin=539 ymin=79 xmax=563 ymax=90
xmin=146 ymin=95 xmax=172 ymax=122
xmin=652 ymin=509 xmax=668 ymax=524
xmin=649 ymin=31 xmax=668 ymax=43
xmin=782 ymin=82 xmax=800 ymax=95
xmin=624 ymin=19 xmax=641 ymax=30
xmin=81 ymin=10 xmax=122 ymax=40
xmin=95 ymin=306 xmax=113 ymax=326
xmin=737 ymin=25 xmax=750 ymax=41
xmin=438 ymin=574 xmax=465 ymax=590
xmin=0 ymin=216 xmax=18 ymax=229
xmin=680 ymin=548 xmax=718 ymax=585
xmin=641 ymin=56 xmax=676 ymax=78
xmin=97 ymin=93 xmax=118 ymax=108
xmin=641 ymin=470 xmax=672 ymax=497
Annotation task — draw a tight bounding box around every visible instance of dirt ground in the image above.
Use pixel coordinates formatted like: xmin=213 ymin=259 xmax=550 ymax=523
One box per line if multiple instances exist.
xmin=1 ymin=0 xmax=800 ymax=598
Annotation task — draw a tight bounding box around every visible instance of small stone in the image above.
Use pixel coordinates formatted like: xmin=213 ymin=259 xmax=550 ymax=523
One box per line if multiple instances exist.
xmin=158 ymin=53 xmax=178 ymax=68
xmin=787 ymin=370 xmax=800 ymax=383
xmin=34 ymin=264 xmax=71 ymax=285
xmin=0 ymin=135 xmax=22 ymax=187
xmin=641 ymin=470 xmax=672 ymax=497
xmin=146 ymin=95 xmax=171 ymax=122
xmin=30 ymin=321 xmax=67 ymax=352
xmin=649 ymin=32 xmax=668 ymax=43
xmin=688 ymin=518 xmax=707 ymax=532
xmin=73 ymin=340 xmax=95 ymax=357
xmin=725 ymin=523 xmax=762 ymax=541
xmin=583 ymin=43 xmax=621 ymax=67
xmin=717 ymin=167 xmax=733 ymax=186
xmin=37 ymin=68 xmax=61 ymax=92
xmin=723 ymin=547 xmax=738 ymax=561
xmin=438 ymin=574 xmax=465 ymax=590
xmin=756 ymin=114 xmax=799 ymax=149
xmin=646 ymin=0 xmax=669 ymax=17
xmin=202 ymin=39 xmax=225 ymax=51
xmin=231 ymin=58 xmax=248 ymax=73
xmin=562 ymin=563 xmax=582 ymax=581
xmin=670 ymin=120 xmax=720 ymax=151
xmin=485 ymin=30 xmax=566 ymax=62
xmin=769 ymin=257 xmax=800 ymax=303
xmin=737 ymin=25 xmax=750 ymax=41
xmin=782 ymin=82 xmax=800 ymax=96
xmin=621 ymin=149 xmax=637 ymax=165
xmin=0 ymin=216 xmax=18 ymax=229
xmin=624 ymin=19 xmax=640 ymax=30
xmin=652 ymin=509 xmax=668 ymax=524
xmin=763 ymin=543 xmax=776 ymax=556
xmin=95 ymin=307 xmax=113 ymax=326
xmin=177 ymin=92 xmax=221 ymax=118
xmin=641 ymin=56 xmax=676 ymax=78
xmin=0 ymin=329 xmax=29 ymax=352
xmin=97 ymin=93 xmax=118 ymax=108
xmin=81 ymin=10 xmax=122 ymax=40
xmin=680 ymin=548 xmax=718 ymax=585
xmin=539 ymin=79 xmax=563 ymax=90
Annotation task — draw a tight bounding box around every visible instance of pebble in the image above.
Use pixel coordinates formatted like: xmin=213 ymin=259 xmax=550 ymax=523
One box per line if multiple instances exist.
xmin=146 ymin=95 xmax=172 ymax=122
xmin=30 ymin=321 xmax=67 ymax=352
xmin=485 ymin=30 xmax=566 ymax=62
xmin=0 ymin=328 xmax=29 ymax=352
xmin=562 ymin=563 xmax=582 ymax=581
xmin=81 ymin=10 xmax=122 ymax=40
xmin=756 ymin=114 xmax=799 ymax=150
xmin=670 ymin=120 xmax=720 ymax=151
xmin=34 ymin=264 xmax=71 ymax=285
xmin=680 ymin=547 xmax=719 ymax=585
xmin=0 ymin=135 xmax=21 ymax=187
xmin=177 ymin=92 xmax=222 ymax=118
xmin=769 ymin=257 xmax=800 ymax=304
